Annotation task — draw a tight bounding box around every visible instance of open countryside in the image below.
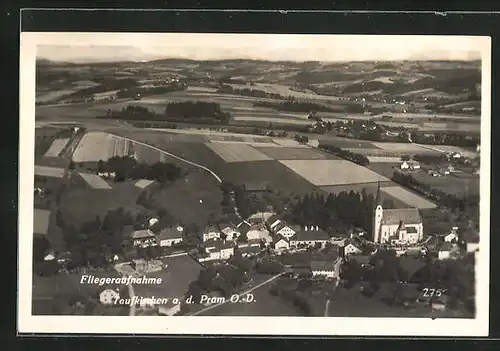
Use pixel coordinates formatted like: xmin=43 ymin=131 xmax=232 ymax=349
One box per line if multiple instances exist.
xmin=32 ymin=42 xmax=480 ymax=322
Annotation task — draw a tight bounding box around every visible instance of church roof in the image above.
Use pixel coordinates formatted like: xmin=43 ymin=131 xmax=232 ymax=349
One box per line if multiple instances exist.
xmin=381 ymin=208 xmax=422 ymax=225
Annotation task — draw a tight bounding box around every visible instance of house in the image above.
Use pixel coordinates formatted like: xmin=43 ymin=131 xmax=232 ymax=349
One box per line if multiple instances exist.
xmin=201 ymin=225 xmax=221 ymax=242
xmin=273 ymin=236 xmax=290 ymax=252
xmin=437 ymin=242 xmax=454 ymax=260
xmin=219 ymin=223 xmax=241 ymax=241
xmin=400 ymin=161 xmax=410 ymax=170
xmin=44 ymin=252 xmax=56 ymax=261
xmin=99 ymin=289 xmax=120 ymax=305
xmin=289 ymin=225 xmax=330 ymax=248
xmin=237 ymin=239 xmax=261 ymax=248
xmin=246 ymin=225 xmax=273 ymax=243
xmin=373 ymin=184 xmax=424 ymax=245
xmin=265 ymin=214 xmax=282 ymax=233
xmin=444 ymin=232 xmax=458 ymax=243
xmin=343 ymin=242 xmax=363 ymax=256
xmin=409 ymin=161 xmax=421 ymax=170
xmin=203 ymin=241 xmax=235 ymax=261
xmin=310 ymin=260 xmax=337 ymax=279
xmin=125 ymin=227 xmax=157 ymax=248
xmin=274 ymin=222 xmax=299 ymax=239
xmin=246 ymin=212 xmax=275 ymax=225
xmin=239 ymin=245 xmax=261 ymax=258
xmin=156 ymin=227 xmax=184 ymax=247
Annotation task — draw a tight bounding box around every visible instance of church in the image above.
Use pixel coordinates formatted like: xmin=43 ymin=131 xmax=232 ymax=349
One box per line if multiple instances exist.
xmin=372 ymin=183 xmax=424 ymax=245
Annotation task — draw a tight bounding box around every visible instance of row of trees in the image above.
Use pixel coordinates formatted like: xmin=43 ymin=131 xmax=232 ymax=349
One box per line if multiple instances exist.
xmin=116 ymin=81 xmax=187 ymax=99
xmin=319 ymin=144 xmax=370 ymax=166
xmin=411 ymin=131 xmax=480 ymax=148
xmin=98 ymin=156 xmax=182 ymax=183
xmin=164 ymin=101 xmax=232 ymax=124
xmin=216 ymin=84 xmax=284 ymax=100
xmin=102 ymin=102 xmax=232 ymax=125
xmin=253 ymin=98 xmax=335 ymax=113
xmin=392 ymin=171 xmax=479 ymax=216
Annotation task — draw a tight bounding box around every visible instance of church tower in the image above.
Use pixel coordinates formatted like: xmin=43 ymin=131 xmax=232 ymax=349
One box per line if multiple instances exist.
xmin=373 ymin=182 xmax=384 ymax=243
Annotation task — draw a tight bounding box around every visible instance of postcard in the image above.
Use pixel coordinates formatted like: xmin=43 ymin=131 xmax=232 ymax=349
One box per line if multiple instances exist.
xmin=18 ymin=32 xmax=490 ymax=336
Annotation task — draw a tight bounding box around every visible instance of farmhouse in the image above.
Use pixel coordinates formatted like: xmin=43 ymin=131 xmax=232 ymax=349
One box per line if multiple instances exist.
xmin=274 ymin=222 xmax=299 ymax=239
xmin=265 ymin=214 xmax=282 ymax=233
xmin=156 ymin=227 xmax=184 ymax=247
xmin=123 ymin=226 xmax=157 ymax=248
xmin=343 ymin=242 xmax=363 ymax=256
xmin=273 ymin=235 xmax=290 ymax=252
xmin=218 ymin=223 xmax=241 ymax=241
xmin=373 ymin=184 xmax=423 ymax=245
xmin=310 ymin=258 xmax=341 ymax=280
xmin=201 ymin=225 xmax=221 ymax=242
xmin=246 ymin=225 xmax=273 ymax=243
xmin=247 ymin=212 xmax=276 ymax=225
xmin=201 ymin=241 xmax=235 ymax=261
xmin=289 ymin=225 xmax=330 ymax=248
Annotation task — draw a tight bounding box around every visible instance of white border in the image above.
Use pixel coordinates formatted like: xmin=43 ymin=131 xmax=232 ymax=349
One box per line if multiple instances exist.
xmin=18 ymin=33 xmax=491 ymax=336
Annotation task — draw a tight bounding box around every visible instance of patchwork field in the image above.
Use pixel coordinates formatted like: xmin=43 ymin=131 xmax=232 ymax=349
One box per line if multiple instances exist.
xmin=233 ymin=116 xmax=311 ymax=125
xmin=72 ymin=132 xmax=130 ymax=162
xmin=411 ymin=172 xmax=480 ymax=198
xmin=205 ymin=142 xmax=272 ymax=163
xmin=279 ymin=159 xmax=389 ymax=186
xmin=78 ymin=173 xmax=113 ymax=189
xmin=220 ymin=160 xmax=320 ymax=195
xmin=381 ymin=186 xmax=437 ymax=209
xmin=44 ymin=138 xmax=70 ymax=157
xmin=254 ymin=146 xmax=334 ymax=160
xmin=35 ymin=165 xmax=65 ymax=178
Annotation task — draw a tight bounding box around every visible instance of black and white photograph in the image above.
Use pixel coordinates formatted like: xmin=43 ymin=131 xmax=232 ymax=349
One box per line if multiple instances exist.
xmin=18 ymin=32 xmax=490 ymax=336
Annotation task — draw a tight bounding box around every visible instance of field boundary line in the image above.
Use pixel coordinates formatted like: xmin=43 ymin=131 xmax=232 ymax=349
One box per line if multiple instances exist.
xmin=109 ymin=134 xmax=223 ymax=183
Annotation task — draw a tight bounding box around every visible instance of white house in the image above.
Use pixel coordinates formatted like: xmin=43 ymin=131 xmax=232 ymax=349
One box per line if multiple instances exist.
xmin=246 ymin=212 xmax=275 ymax=225
xmin=310 ymin=258 xmax=342 ymax=279
xmin=438 ymin=243 xmax=454 ymax=260
xmin=201 ymin=225 xmax=221 ymax=242
xmin=274 ymin=223 xmax=298 ymax=239
xmin=343 ymin=243 xmax=363 ymax=256
xmin=44 ymin=252 xmax=56 ymax=261
xmin=203 ymin=241 xmax=235 ymax=261
xmin=149 ymin=218 xmax=159 ymax=227
xmin=220 ymin=225 xmax=241 ymax=241
xmin=99 ymin=289 xmax=120 ymax=305
xmin=156 ymin=227 xmax=184 ymax=247
xmin=400 ymin=161 xmax=410 ymax=170
xmin=444 ymin=232 xmax=458 ymax=243
xmin=273 ymin=236 xmax=290 ymax=252
xmin=127 ymin=229 xmax=157 ymax=248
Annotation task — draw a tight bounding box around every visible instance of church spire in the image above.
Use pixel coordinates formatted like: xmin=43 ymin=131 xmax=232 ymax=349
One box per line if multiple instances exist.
xmin=374 ymin=181 xmax=383 ymax=208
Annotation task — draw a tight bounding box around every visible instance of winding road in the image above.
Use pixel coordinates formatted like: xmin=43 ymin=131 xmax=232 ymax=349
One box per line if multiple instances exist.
xmin=110 ymin=134 xmax=223 ymax=183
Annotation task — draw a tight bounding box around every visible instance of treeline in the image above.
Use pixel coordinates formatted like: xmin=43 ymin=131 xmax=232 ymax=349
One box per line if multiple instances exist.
xmin=217 ymin=84 xmax=284 ymax=100
xmin=59 ymin=78 xmax=139 ymax=100
xmin=165 ymin=101 xmax=231 ymax=124
xmin=98 ymin=156 xmax=182 ymax=183
xmin=116 ymin=82 xmax=187 ymax=99
xmin=412 ymin=154 xmax=449 ymax=165
xmin=101 ymin=102 xmax=232 ymax=125
xmin=392 ymin=171 xmax=479 ymax=215
xmin=269 ymin=280 xmax=313 ymax=316
xmin=254 ymin=99 xmax=335 ymax=113
xmin=318 ymin=144 xmax=370 ymax=166
xmin=283 ymin=190 xmax=385 ymax=240
xmin=410 ymin=131 xmax=480 ymax=148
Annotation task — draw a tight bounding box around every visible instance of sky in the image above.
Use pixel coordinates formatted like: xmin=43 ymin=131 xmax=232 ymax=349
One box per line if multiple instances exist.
xmin=33 ymin=33 xmax=487 ymax=63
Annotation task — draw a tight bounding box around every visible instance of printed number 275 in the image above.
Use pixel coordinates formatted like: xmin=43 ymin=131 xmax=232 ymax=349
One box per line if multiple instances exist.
xmin=423 ymin=288 xmax=446 ymax=297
